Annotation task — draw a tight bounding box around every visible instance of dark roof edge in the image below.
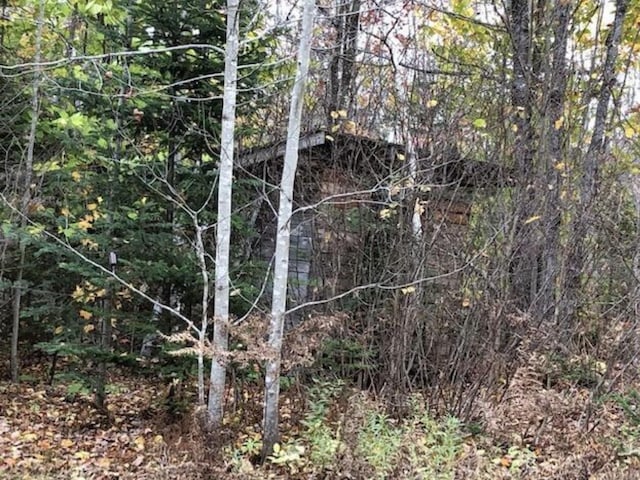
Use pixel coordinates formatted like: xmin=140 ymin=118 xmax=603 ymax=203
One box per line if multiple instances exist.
xmin=237 ymin=131 xmax=328 ymax=168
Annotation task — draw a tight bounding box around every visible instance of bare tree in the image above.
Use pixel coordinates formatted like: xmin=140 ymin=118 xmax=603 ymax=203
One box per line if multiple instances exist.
xmin=565 ymin=0 xmax=629 ymax=326
xmin=262 ymin=0 xmax=315 ymax=459
xmin=11 ymin=0 xmax=45 ymax=382
xmin=208 ymin=0 xmax=240 ymax=427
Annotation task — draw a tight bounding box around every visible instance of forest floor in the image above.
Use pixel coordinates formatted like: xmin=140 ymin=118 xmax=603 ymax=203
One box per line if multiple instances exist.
xmin=2 ymin=358 xmax=640 ymax=479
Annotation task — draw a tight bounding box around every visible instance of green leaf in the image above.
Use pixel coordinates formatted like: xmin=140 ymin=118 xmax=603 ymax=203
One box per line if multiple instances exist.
xmin=472 ymin=118 xmax=487 ymax=129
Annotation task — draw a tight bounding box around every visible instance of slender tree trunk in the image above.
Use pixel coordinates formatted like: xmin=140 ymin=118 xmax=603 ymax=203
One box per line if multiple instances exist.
xmin=95 ymin=252 xmax=117 ymax=410
xmin=207 ymin=0 xmax=239 ymax=428
xmin=339 ymin=0 xmax=360 ymax=116
xmin=195 ymin=224 xmax=209 ymax=406
xmin=565 ymin=0 xmax=628 ymax=323
xmin=327 ymin=0 xmax=360 ymax=123
xmin=11 ymin=0 xmax=45 ymax=382
xmin=631 ymin=178 xmax=640 ymax=319
xmin=407 ymin=134 xmax=422 ymax=241
xmin=538 ymin=0 xmax=571 ymax=324
xmin=261 ymin=0 xmax=315 ymax=460
xmin=508 ymin=0 xmax=537 ymax=312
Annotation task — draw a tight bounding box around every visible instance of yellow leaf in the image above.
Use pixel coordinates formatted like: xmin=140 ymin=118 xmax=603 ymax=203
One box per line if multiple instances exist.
xmin=77 ymin=219 xmax=92 ymax=231
xmin=330 ymin=110 xmax=339 ymax=119
xmin=153 ymin=435 xmax=164 ymax=445
xmin=524 ymin=215 xmax=541 ymax=224
xmin=72 ymin=285 xmax=85 ymax=301
xmin=87 ymin=203 xmax=98 ymax=211
xmin=379 ymin=208 xmax=392 ymax=219
xmin=325 ymin=134 xmax=334 ymax=141
xmin=624 ymin=125 xmax=635 ymax=139
xmin=554 ymin=162 xmax=566 ymax=171
xmin=61 ymin=207 xmax=71 ymax=217
xmin=71 ymin=171 xmax=82 ymax=182
xmin=427 ymin=99 xmax=438 ymax=108
xmin=83 ymin=324 xmax=95 ymax=333
xmin=118 ymin=288 xmax=132 ymax=299
xmin=80 ymin=238 xmax=99 ymax=250
xmin=54 ymin=326 xmax=64 ymax=335
xmin=511 ymin=124 xmax=518 ymax=132
xmin=79 ymin=309 xmax=93 ymax=320
xmin=337 ymin=109 xmax=348 ymax=118
xmin=134 ymin=436 xmax=146 ymax=451
xmin=462 ymin=298 xmax=471 ymax=308
xmin=61 ymin=438 xmax=74 ymax=448
xmin=344 ymin=120 xmax=356 ymax=133
xmin=554 ymin=116 xmax=564 ymax=130
xmin=272 ymin=443 xmax=281 ymax=454
xmin=396 ymin=153 xmax=406 ymax=161
xmin=74 ymin=451 xmax=91 ymax=460
xmin=401 ymin=286 xmax=416 ymax=295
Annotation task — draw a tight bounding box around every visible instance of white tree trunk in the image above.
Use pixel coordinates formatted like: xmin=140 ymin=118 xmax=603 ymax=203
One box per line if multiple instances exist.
xmin=262 ymin=0 xmax=315 ymax=458
xmin=407 ymin=135 xmax=422 ymax=241
xmin=207 ymin=0 xmax=240 ymax=427
xmin=11 ymin=0 xmax=45 ymax=383
xmin=195 ymin=224 xmax=209 ymax=406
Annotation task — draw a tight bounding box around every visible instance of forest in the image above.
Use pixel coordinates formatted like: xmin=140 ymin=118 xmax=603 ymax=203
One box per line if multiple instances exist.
xmin=1 ymin=0 xmax=640 ymax=478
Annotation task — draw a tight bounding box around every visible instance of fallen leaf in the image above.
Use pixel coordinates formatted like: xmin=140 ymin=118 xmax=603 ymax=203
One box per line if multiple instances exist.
xmin=74 ymin=451 xmax=91 ymax=460
xmin=134 ymin=436 xmax=145 ymax=451
xmin=61 ymin=438 xmax=74 ymax=448
xmin=21 ymin=432 xmax=38 ymax=442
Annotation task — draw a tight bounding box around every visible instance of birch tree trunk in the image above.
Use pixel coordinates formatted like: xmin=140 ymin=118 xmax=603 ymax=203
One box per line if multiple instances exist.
xmin=261 ymin=0 xmax=315 ymax=459
xmin=11 ymin=0 xmax=45 ymax=382
xmin=207 ymin=0 xmax=239 ymax=427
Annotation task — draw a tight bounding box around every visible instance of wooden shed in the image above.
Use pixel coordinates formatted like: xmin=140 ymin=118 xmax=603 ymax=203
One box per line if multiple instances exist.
xmin=238 ymin=130 xmax=503 ymax=321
